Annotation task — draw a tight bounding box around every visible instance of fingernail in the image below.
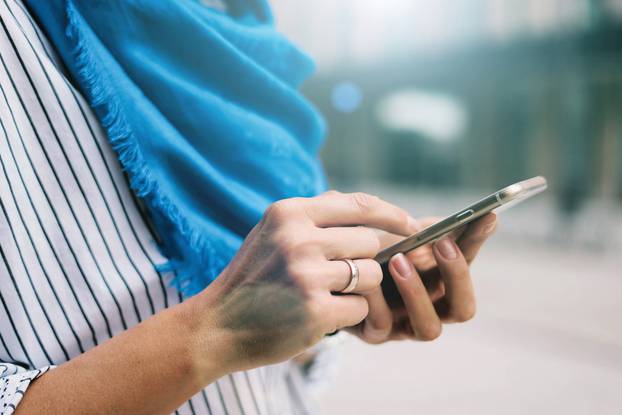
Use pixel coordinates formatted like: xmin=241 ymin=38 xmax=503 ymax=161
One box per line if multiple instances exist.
xmin=392 ymin=253 xmax=412 ymax=279
xmin=407 ymin=216 xmax=420 ymax=233
xmin=483 ymin=221 xmax=497 ymax=235
xmin=436 ymin=238 xmax=458 ymax=260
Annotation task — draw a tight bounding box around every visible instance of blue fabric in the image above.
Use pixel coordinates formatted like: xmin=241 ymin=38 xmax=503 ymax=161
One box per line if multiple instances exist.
xmin=27 ymin=0 xmax=327 ymax=295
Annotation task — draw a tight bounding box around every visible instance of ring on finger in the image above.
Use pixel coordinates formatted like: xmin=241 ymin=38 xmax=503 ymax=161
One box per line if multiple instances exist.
xmin=339 ymin=259 xmax=360 ymax=294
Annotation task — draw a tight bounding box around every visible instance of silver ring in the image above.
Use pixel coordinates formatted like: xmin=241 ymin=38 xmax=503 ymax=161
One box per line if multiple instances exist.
xmin=339 ymin=259 xmax=359 ymax=294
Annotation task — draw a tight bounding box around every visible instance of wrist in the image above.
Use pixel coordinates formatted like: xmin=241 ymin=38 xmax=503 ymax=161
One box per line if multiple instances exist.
xmin=172 ymin=290 xmax=235 ymax=386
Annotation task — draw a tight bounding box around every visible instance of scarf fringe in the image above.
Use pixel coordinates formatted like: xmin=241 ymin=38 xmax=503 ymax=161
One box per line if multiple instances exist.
xmin=65 ymin=0 xmax=226 ymax=296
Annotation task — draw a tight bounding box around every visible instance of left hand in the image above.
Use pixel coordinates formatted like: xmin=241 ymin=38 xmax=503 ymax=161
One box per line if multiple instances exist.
xmin=348 ymin=213 xmax=498 ymax=343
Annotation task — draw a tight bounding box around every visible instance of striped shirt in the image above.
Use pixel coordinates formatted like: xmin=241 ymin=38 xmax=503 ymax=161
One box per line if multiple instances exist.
xmin=0 ymin=1 xmax=317 ymax=413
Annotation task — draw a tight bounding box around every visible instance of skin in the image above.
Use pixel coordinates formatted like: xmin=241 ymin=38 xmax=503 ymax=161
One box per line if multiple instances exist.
xmin=352 ymin=213 xmax=497 ymax=343
xmin=15 ymin=192 xmax=495 ymax=414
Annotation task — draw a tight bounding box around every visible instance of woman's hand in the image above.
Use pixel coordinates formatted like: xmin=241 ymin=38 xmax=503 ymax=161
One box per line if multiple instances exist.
xmin=187 ymin=191 xmax=414 ymax=374
xmin=349 ymin=214 xmax=498 ymax=343
xmin=14 ymin=197 xmax=488 ymax=415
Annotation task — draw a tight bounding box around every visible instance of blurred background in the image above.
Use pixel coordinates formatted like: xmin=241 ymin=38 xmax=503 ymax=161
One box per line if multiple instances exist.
xmin=270 ymin=1 xmax=622 ymax=414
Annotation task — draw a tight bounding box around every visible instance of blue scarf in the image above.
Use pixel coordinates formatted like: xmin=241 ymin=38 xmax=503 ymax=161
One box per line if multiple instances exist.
xmin=27 ymin=0 xmax=327 ymax=295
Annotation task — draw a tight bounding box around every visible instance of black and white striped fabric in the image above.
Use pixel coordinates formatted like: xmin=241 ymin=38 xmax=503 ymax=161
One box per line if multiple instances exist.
xmin=0 ymin=1 xmax=317 ymax=413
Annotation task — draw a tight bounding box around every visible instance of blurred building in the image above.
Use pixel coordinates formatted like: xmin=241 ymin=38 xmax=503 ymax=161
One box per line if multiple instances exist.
xmin=272 ymin=0 xmax=622 ymax=211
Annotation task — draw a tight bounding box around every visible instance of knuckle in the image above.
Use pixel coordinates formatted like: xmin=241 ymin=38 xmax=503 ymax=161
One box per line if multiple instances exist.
xmin=265 ymin=201 xmax=288 ymax=223
xmin=396 ymin=210 xmax=409 ymax=227
xmin=453 ymin=302 xmax=477 ymax=323
xmin=323 ymin=190 xmax=341 ymax=196
xmin=389 ymin=207 xmax=410 ymax=232
xmin=417 ymin=322 xmax=443 ymax=341
xmin=306 ymin=295 xmax=324 ymax=320
xmin=457 ymin=268 xmax=472 ymax=282
xmin=363 ymin=329 xmax=389 ymax=344
xmin=444 ymin=260 xmax=470 ymax=280
xmin=364 ymin=228 xmax=382 ymax=255
xmin=266 ymin=199 xmax=299 ymax=223
xmin=284 ymin=261 xmax=309 ymax=283
xmin=367 ymin=260 xmax=383 ymax=287
xmin=313 ymin=297 xmax=337 ymax=333
xmin=309 ymin=297 xmax=335 ymax=333
xmin=272 ymin=230 xmax=296 ymax=253
xmin=356 ymin=298 xmax=370 ymax=323
xmin=351 ymin=192 xmax=378 ymax=214
xmin=274 ymin=231 xmax=320 ymax=260
xmin=350 ymin=228 xmax=382 ymax=258
xmin=372 ymin=315 xmax=393 ymax=332
xmin=365 ymin=316 xmax=392 ymax=342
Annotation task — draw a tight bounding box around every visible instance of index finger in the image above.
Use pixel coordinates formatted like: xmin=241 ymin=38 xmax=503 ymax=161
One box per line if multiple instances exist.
xmin=304 ymin=192 xmax=415 ymax=236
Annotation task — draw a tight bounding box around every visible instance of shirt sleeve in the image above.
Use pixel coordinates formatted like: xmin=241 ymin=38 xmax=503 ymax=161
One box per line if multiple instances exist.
xmin=0 ymin=363 xmax=54 ymax=415
xmin=294 ymin=332 xmax=347 ymax=397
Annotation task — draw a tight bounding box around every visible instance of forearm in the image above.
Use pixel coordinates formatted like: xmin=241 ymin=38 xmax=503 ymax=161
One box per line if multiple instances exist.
xmin=15 ymin=299 xmax=227 ymax=415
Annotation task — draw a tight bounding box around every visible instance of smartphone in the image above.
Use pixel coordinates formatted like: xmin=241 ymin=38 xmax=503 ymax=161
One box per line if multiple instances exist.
xmin=376 ymin=176 xmax=548 ymax=307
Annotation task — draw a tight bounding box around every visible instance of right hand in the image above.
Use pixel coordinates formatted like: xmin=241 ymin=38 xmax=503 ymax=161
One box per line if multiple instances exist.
xmin=187 ymin=191 xmax=415 ymax=373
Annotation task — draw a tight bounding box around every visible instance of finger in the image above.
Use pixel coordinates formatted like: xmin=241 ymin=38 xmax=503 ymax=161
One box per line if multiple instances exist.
xmin=320 ymin=226 xmax=382 ymax=259
xmin=386 ymin=217 xmax=439 ymax=271
xmin=360 ymin=287 xmax=393 ymax=343
xmin=456 ymin=213 xmax=497 ymax=264
xmin=325 ymin=258 xmax=382 ymax=294
xmin=328 ymin=295 xmax=369 ymax=331
xmin=305 ymin=192 xmax=416 ymax=236
xmin=377 ymin=228 xmax=409 ymax=249
xmin=389 ymin=253 xmax=442 ymax=341
xmin=433 ymin=237 xmax=476 ymax=323
xmin=404 ymin=244 xmax=437 ymax=272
